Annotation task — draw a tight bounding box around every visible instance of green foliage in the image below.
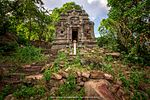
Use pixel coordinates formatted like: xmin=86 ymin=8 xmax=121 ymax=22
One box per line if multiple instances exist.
xmin=43 ymin=68 xmax=51 ymax=81
xmin=50 ymin=2 xmax=82 ymax=22
xmin=97 ymin=26 xmax=119 ymax=51
xmin=130 ymin=69 xmax=144 ymax=89
xmin=14 ymin=46 xmax=45 ymax=64
xmin=13 ymin=85 xmax=45 ymax=98
xmin=0 ymin=85 xmax=11 ymax=100
xmin=0 ymin=0 xmax=54 ymax=42
xmin=98 ymin=0 xmax=150 ymax=65
xmin=102 ymin=64 xmax=114 ymax=74
xmin=132 ymin=90 xmax=148 ymax=100
xmin=52 ymin=51 xmax=68 ymax=72
xmin=104 ymin=55 xmax=113 ymax=62
xmin=123 ymin=51 xmax=147 ymax=65
xmin=0 ymin=46 xmax=46 ymax=64
xmin=58 ymin=74 xmax=76 ymax=95
xmin=57 ymin=73 xmax=84 ymax=98
xmin=0 ymin=42 xmax=18 ymax=53
xmin=71 ymin=54 xmax=81 ymax=68
xmin=119 ymin=73 xmax=130 ymax=89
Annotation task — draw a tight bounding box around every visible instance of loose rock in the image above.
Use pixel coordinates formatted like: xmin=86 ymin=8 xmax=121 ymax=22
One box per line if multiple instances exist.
xmin=84 ymin=79 xmax=115 ymax=100
xmin=104 ymin=73 xmax=113 ymax=81
xmin=82 ymin=71 xmax=90 ymax=78
xmin=90 ymin=70 xmax=104 ymax=79
xmin=51 ymin=73 xmax=62 ymax=80
xmin=58 ymin=70 xmax=69 ymax=78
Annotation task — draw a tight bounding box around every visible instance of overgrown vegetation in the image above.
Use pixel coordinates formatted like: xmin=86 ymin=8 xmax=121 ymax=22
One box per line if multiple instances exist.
xmin=13 ymin=85 xmax=45 ymax=98
xmin=97 ymin=0 xmax=150 ymax=65
xmin=57 ymin=73 xmax=84 ymax=99
xmin=0 ymin=85 xmax=11 ymax=100
xmin=43 ymin=68 xmax=52 ymax=81
xmin=0 ymin=46 xmax=46 ymax=65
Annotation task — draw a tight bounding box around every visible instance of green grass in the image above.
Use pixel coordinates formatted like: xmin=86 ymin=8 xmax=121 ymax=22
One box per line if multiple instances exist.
xmin=13 ymin=85 xmax=45 ymax=98
xmin=0 ymin=46 xmax=47 ymax=65
xmin=102 ymin=64 xmax=114 ymax=75
xmin=43 ymin=68 xmax=52 ymax=81
xmin=56 ymin=73 xmax=84 ymax=99
xmin=0 ymin=85 xmax=11 ymax=100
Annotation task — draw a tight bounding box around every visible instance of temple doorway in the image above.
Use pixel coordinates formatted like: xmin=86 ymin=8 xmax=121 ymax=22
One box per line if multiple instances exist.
xmin=72 ymin=29 xmax=78 ymax=42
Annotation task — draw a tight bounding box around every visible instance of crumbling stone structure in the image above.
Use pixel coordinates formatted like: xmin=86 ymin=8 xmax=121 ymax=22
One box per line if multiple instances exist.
xmin=52 ymin=9 xmax=96 ymax=49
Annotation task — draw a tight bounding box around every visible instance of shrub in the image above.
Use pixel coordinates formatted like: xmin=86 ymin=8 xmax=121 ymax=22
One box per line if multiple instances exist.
xmin=58 ymin=74 xmax=76 ymax=96
xmin=132 ymin=90 xmax=148 ymax=100
xmin=0 ymin=85 xmax=11 ymax=100
xmin=130 ymin=70 xmax=144 ymax=89
xmin=119 ymin=73 xmax=130 ymax=89
xmin=14 ymin=46 xmax=46 ymax=64
xmin=102 ymin=64 xmax=114 ymax=74
xmin=104 ymin=55 xmax=113 ymax=62
xmin=0 ymin=42 xmax=18 ymax=54
xmin=43 ymin=69 xmax=51 ymax=81
xmin=13 ymin=85 xmax=45 ymax=98
xmin=52 ymin=51 xmax=68 ymax=71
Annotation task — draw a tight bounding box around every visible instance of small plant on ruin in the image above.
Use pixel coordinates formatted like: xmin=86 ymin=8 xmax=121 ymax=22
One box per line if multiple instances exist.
xmin=0 ymin=85 xmax=11 ymax=100
xmin=104 ymin=55 xmax=113 ymax=62
xmin=118 ymin=73 xmax=130 ymax=89
xmin=43 ymin=68 xmax=52 ymax=81
xmin=13 ymin=85 xmax=45 ymax=98
xmin=57 ymin=74 xmax=76 ymax=96
xmin=130 ymin=70 xmax=143 ymax=89
xmin=131 ymin=90 xmax=148 ymax=100
xmin=102 ymin=64 xmax=114 ymax=74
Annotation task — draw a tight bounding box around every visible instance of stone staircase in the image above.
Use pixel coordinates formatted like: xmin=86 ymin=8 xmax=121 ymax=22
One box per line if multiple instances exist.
xmin=0 ymin=49 xmax=58 ymax=87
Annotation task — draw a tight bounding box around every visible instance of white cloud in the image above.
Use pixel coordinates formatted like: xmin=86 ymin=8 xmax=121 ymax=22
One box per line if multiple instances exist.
xmin=87 ymin=0 xmax=97 ymax=4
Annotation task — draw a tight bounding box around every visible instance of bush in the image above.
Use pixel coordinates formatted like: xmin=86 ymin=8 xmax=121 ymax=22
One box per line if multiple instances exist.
xmin=102 ymin=64 xmax=114 ymax=74
xmin=58 ymin=74 xmax=76 ymax=96
xmin=14 ymin=46 xmax=46 ymax=64
xmin=96 ymin=33 xmax=119 ymax=51
xmin=13 ymin=85 xmax=45 ymax=98
xmin=119 ymin=73 xmax=130 ymax=89
xmin=0 ymin=85 xmax=11 ymax=100
xmin=0 ymin=42 xmax=18 ymax=54
xmin=43 ymin=69 xmax=51 ymax=81
xmin=130 ymin=70 xmax=144 ymax=89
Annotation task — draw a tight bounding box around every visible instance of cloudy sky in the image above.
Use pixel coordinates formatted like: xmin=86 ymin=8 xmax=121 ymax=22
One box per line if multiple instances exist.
xmin=43 ymin=0 xmax=109 ymax=37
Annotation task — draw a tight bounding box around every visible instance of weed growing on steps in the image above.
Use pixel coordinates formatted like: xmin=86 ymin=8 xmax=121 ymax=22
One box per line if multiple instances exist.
xmin=130 ymin=69 xmax=144 ymax=89
xmin=14 ymin=46 xmax=46 ymax=64
xmin=0 ymin=85 xmax=11 ymax=100
xmin=118 ymin=72 xmax=130 ymax=89
xmin=131 ymin=90 xmax=149 ymax=100
xmin=43 ymin=68 xmax=52 ymax=81
xmin=102 ymin=64 xmax=114 ymax=75
xmin=104 ymin=55 xmax=113 ymax=62
xmin=57 ymin=73 xmax=84 ymax=98
xmin=117 ymin=68 xmax=149 ymax=99
xmin=52 ymin=51 xmax=68 ymax=72
xmin=58 ymin=74 xmax=76 ymax=96
xmin=0 ymin=46 xmax=47 ymax=65
xmin=13 ymin=85 xmax=45 ymax=98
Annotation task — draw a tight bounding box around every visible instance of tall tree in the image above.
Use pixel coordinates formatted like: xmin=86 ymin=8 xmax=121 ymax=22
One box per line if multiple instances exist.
xmin=99 ymin=0 xmax=150 ymax=55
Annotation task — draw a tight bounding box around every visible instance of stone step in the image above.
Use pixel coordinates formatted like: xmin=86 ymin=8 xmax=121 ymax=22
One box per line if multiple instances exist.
xmin=1 ymin=75 xmax=23 ymax=84
xmin=31 ymin=62 xmax=46 ymax=66
xmin=2 ymin=79 xmax=22 ymax=84
xmin=23 ymin=66 xmax=43 ymax=74
xmin=25 ymin=74 xmax=43 ymax=80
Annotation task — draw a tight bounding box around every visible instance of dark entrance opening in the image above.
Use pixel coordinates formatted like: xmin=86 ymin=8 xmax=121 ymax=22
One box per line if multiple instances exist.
xmin=72 ymin=29 xmax=78 ymax=42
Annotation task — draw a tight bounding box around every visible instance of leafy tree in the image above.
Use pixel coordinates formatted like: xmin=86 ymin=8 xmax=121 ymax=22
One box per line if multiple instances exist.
xmin=50 ymin=2 xmax=82 ymax=22
xmin=98 ymin=0 xmax=150 ymax=64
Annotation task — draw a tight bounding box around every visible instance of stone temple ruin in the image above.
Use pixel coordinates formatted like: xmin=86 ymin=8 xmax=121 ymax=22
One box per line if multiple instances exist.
xmin=52 ymin=9 xmax=97 ymax=50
